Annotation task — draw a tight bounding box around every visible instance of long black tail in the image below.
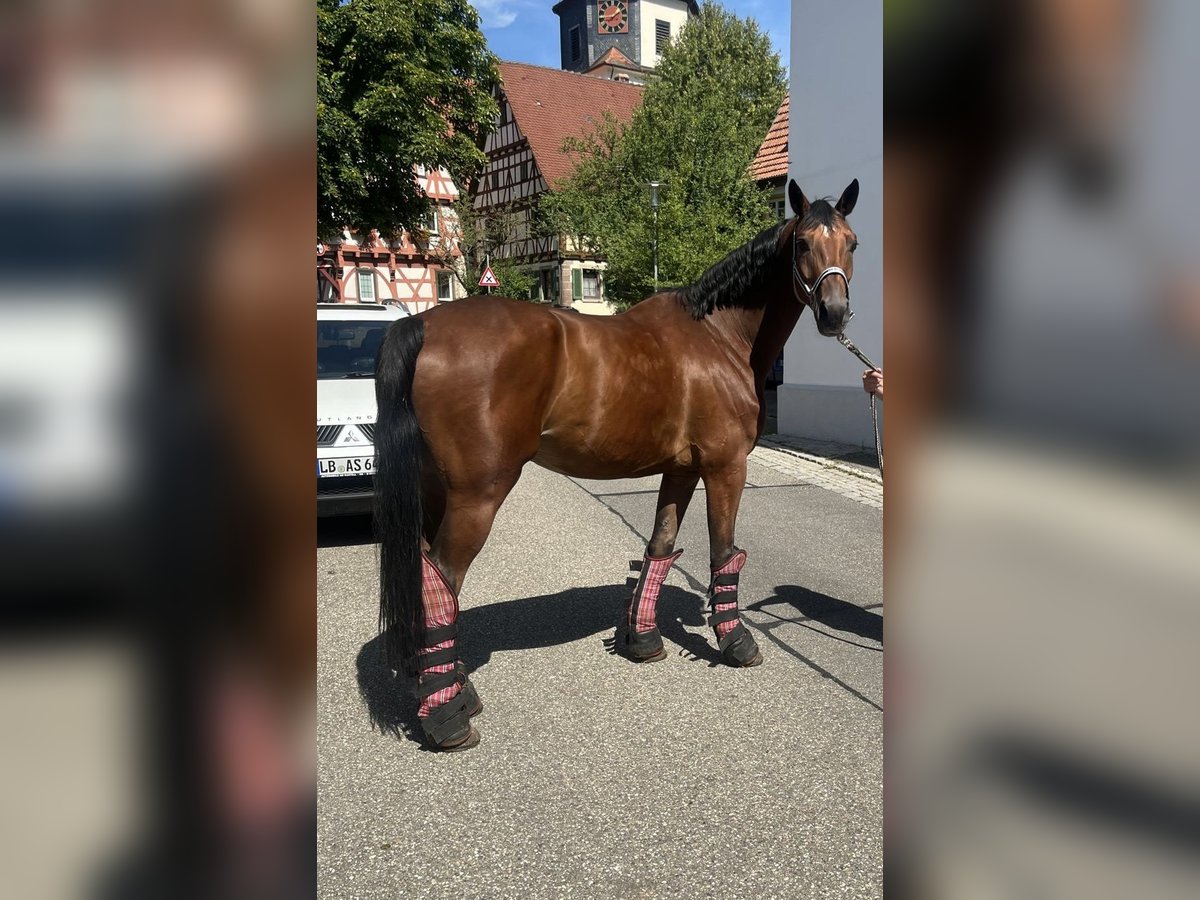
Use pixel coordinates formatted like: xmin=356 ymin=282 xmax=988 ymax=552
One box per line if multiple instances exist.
xmin=374 ymin=316 xmax=426 ymax=669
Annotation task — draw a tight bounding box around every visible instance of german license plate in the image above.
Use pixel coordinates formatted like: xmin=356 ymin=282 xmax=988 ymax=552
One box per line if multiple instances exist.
xmin=317 ymin=456 xmax=374 ymax=477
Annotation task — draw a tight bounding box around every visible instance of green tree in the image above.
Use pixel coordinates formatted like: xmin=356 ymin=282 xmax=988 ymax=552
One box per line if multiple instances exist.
xmin=541 ymin=1 xmax=786 ymax=309
xmin=318 ymin=0 xmax=500 ymax=239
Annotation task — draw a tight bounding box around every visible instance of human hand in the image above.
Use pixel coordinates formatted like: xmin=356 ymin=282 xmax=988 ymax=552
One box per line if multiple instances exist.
xmin=862 ymin=368 xmax=883 ymax=397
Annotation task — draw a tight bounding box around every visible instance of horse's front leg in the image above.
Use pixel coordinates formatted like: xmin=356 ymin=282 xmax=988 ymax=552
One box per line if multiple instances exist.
xmin=702 ymin=459 xmax=762 ymax=668
xmin=622 ymin=472 xmax=699 ymax=662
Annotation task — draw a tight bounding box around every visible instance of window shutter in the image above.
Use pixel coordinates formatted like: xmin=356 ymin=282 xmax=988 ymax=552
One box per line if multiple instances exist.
xmin=571 ymin=268 xmax=582 ymax=301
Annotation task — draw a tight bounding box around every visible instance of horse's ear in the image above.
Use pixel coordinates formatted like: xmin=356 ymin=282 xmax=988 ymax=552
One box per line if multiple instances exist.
xmin=836 ymin=179 xmax=860 ymax=217
xmin=788 ymin=179 xmax=809 ymax=218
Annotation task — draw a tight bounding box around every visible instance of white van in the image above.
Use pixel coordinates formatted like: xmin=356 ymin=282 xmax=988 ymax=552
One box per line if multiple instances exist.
xmin=317 ymin=302 xmax=409 ymax=516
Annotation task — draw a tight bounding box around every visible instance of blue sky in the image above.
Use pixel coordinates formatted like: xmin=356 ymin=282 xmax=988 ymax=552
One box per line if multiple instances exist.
xmin=474 ymin=1 xmax=789 ymax=71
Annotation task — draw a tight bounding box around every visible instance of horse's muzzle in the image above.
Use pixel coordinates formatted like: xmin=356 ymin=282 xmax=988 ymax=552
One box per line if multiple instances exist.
xmin=816 ymin=296 xmax=851 ymax=336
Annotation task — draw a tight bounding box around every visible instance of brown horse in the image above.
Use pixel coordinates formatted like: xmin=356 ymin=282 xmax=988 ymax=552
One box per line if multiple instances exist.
xmin=374 ymin=178 xmax=860 ymax=750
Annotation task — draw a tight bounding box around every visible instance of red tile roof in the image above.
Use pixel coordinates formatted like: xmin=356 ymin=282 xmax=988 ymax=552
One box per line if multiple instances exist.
xmin=497 ymin=60 xmax=644 ymax=188
xmin=751 ymin=93 xmax=789 ymax=183
xmin=588 ymin=46 xmax=638 ymax=70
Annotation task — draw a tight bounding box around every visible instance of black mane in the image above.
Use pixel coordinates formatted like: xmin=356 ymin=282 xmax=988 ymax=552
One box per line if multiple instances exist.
xmin=800 ymin=198 xmax=837 ymax=230
xmin=676 ymin=221 xmax=788 ymax=320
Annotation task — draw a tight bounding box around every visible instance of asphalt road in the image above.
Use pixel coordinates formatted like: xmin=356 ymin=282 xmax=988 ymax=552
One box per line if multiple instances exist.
xmin=318 ymin=449 xmax=882 ymax=899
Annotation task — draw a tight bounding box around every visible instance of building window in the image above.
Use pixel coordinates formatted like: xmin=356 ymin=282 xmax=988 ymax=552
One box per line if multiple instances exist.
xmin=771 ymin=198 xmax=787 ymax=220
xmin=582 ymin=268 xmax=601 ymax=299
xmin=423 ymin=206 xmax=441 ymax=248
xmin=655 ymin=20 xmax=671 ymax=55
xmin=357 ymin=269 xmax=375 ymax=302
xmin=437 ymin=272 xmax=453 ymax=302
xmin=570 ymin=25 xmax=581 ymax=63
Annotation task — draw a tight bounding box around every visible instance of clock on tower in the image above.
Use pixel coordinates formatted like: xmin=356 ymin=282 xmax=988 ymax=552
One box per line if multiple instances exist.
xmin=597 ymin=0 xmax=629 ymax=35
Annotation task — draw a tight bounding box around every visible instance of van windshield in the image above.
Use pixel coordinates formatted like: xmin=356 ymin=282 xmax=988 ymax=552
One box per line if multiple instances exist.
xmin=317 ymin=321 xmax=390 ymax=379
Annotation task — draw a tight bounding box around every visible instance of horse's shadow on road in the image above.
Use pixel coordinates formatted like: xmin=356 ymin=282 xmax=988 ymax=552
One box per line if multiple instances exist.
xmin=355 ymin=583 xmax=715 ymax=742
xmin=748 ymin=585 xmax=882 ymax=646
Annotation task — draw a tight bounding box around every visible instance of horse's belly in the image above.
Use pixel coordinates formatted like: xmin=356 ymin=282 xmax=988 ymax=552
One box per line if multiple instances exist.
xmin=532 ymin=433 xmax=681 ymax=480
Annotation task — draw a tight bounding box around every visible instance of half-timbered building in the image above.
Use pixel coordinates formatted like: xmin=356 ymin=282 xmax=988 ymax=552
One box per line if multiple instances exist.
xmin=317 ymin=166 xmax=463 ymax=313
xmin=474 ymin=61 xmax=643 ymax=314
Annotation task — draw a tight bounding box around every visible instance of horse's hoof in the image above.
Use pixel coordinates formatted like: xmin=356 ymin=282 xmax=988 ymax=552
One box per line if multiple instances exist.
xmin=624 ymin=626 xmax=666 ymax=663
xmin=438 ymin=725 xmax=480 ymax=752
xmin=733 ymin=651 xmax=763 ymax=668
xmin=420 ymin=690 xmax=476 ymax=749
xmin=717 ymin=622 xmax=762 ymax=668
xmin=630 ymin=646 xmax=668 ymax=663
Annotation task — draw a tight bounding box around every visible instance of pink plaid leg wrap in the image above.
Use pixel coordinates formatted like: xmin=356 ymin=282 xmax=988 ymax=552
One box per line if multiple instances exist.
xmin=628 ymin=549 xmax=683 ymax=633
xmin=711 ymin=549 xmax=747 ymax=640
xmin=417 ymin=552 xmax=461 ymax=719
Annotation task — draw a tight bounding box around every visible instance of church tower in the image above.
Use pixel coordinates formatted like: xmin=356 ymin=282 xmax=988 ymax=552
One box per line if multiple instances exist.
xmin=552 ymin=1 xmax=698 ymax=84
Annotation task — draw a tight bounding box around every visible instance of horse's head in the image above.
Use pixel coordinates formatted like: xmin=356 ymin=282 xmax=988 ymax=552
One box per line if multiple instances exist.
xmin=787 ymin=178 xmax=859 ymax=336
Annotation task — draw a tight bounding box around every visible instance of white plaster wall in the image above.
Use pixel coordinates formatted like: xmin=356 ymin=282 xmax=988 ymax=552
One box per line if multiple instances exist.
xmin=779 ymin=0 xmax=883 ymax=446
xmin=639 ymin=0 xmax=691 ymax=65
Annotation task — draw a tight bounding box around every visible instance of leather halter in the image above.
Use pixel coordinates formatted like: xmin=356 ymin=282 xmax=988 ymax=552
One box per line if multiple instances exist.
xmin=791 ymin=224 xmax=850 ymax=311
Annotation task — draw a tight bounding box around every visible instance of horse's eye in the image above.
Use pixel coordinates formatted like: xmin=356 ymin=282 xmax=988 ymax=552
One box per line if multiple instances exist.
xmin=849 ymin=241 xmax=859 ymax=253
xmin=797 ymin=239 xmax=809 ymax=254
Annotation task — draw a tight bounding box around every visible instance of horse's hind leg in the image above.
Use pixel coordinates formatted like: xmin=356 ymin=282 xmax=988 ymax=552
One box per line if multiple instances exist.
xmin=702 ymin=460 xmax=762 ymax=668
xmin=414 ymin=467 xmax=523 ymax=751
xmin=419 ymin=458 xmax=446 ymax=547
xmin=622 ymin=472 xmax=699 ymax=662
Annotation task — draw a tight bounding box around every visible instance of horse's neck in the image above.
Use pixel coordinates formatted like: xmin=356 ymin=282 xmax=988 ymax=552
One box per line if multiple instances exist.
xmin=711 ymin=272 xmax=802 ymax=383
xmin=751 ymin=287 xmax=803 ymax=381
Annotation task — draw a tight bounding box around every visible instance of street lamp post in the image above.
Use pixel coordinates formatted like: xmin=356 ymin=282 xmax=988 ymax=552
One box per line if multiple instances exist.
xmin=647 ymin=180 xmax=662 ymax=291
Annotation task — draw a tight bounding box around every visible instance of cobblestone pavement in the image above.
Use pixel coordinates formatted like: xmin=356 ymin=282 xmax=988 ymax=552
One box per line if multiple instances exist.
xmin=752 ymin=438 xmax=883 ymax=509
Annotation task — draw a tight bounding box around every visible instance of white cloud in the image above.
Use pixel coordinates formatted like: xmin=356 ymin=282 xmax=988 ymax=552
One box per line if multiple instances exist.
xmin=475 ymin=0 xmax=519 ymax=30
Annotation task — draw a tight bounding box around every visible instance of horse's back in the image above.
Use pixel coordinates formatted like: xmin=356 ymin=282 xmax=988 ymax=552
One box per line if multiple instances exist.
xmin=534 ymin=296 xmax=738 ymax=478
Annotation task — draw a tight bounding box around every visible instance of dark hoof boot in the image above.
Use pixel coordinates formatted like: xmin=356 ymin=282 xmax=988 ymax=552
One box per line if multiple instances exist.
xmin=459 ymin=671 xmax=483 ymax=717
xmin=420 ymin=690 xmax=479 ymax=751
xmin=439 ymin=725 xmax=480 ymax=752
xmin=624 ymin=626 xmax=667 ymax=663
xmin=718 ymin=622 xmax=763 ymax=668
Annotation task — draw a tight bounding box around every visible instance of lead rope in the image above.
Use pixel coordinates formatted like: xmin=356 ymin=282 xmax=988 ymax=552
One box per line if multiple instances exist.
xmin=834 ymin=330 xmax=883 ymax=482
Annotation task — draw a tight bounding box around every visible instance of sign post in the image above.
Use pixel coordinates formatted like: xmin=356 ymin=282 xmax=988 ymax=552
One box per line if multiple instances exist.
xmin=478 ymin=254 xmax=500 ymax=293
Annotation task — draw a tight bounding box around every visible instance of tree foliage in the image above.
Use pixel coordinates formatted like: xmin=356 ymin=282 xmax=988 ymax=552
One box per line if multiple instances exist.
xmin=318 ymin=0 xmax=500 ymax=239
xmin=541 ymin=1 xmax=786 ymax=309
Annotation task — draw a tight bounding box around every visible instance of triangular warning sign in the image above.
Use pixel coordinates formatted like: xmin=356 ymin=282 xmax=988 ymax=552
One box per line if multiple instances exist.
xmin=478 ymin=266 xmax=500 ymax=288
